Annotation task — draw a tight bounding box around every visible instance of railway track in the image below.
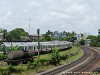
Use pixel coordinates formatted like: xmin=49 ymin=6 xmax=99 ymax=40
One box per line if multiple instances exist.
xmin=37 ymin=46 xmax=91 ymax=75
xmin=36 ymin=46 xmax=100 ymax=75
xmin=67 ymin=47 xmax=100 ymax=75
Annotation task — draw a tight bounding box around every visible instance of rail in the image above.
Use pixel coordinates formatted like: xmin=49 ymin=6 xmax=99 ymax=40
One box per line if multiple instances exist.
xmin=36 ymin=46 xmax=90 ymax=75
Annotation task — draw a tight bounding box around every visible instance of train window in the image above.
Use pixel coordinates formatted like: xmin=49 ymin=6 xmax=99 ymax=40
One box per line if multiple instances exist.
xmin=42 ymin=45 xmax=45 ymax=49
xmin=48 ymin=45 xmax=52 ymax=48
xmin=34 ymin=46 xmax=36 ymax=51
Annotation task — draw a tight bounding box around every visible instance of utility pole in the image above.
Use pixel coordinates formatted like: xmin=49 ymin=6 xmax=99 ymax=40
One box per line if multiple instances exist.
xmin=28 ymin=19 xmax=31 ymax=35
xmin=37 ymin=29 xmax=40 ymax=63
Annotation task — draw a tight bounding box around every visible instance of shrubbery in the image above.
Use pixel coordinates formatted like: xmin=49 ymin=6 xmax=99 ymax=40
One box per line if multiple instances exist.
xmin=49 ymin=47 xmax=61 ymax=66
xmin=60 ymin=54 xmax=68 ymax=60
xmin=0 ymin=65 xmax=23 ymax=75
xmin=8 ymin=45 xmax=19 ymax=51
xmin=79 ymin=39 xmax=85 ymax=45
xmin=0 ymin=54 xmax=7 ymax=60
xmin=27 ymin=60 xmax=39 ymax=70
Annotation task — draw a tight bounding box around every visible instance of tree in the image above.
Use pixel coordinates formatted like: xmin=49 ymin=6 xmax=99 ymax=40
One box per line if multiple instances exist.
xmin=0 ymin=28 xmax=7 ymax=41
xmin=45 ymin=35 xmax=54 ymax=41
xmin=90 ymin=35 xmax=100 ymax=47
xmin=45 ymin=30 xmax=53 ymax=36
xmin=63 ymin=31 xmax=66 ymax=33
xmin=43 ymin=30 xmax=54 ymax=41
xmin=72 ymin=31 xmax=76 ymax=35
xmin=87 ymin=35 xmax=96 ymax=39
xmin=6 ymin=28 xmax=29 ymax=41
xmin=79 ymin=39 xmax=85 ymax=45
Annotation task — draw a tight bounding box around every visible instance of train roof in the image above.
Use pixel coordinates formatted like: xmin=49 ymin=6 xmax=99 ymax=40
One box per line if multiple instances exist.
xmin=2 ymin=41 xmax=71 ymax=47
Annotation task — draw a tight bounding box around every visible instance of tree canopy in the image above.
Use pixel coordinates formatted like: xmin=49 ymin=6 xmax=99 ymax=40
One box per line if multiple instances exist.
xmin=90 ymin=35 xmax=100 ymax=47
xmin=6 ymin=28 xmax=29 ymax=41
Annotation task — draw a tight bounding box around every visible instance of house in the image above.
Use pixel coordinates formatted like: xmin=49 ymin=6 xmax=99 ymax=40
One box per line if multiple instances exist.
xmin=29 ymin=34 xmax=42 ymax=41
xmin=53 ymin=31 xmax=67 ymax=39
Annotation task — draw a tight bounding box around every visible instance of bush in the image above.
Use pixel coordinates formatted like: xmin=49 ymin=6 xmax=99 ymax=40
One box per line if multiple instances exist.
xmin=8 ymin=45 xmax=19 ymax=51
xmin=50 ymin=47 xmax=61 ymax=66
xmin=8 ymin=66 xmax=15 ymax=73
xmin=0 ymin=68 xmax=8 ymax=75
xmin=79 ymin=39 xmax=85 ymax=45
xmin=0 ymin=65 xmax=23 ymax=75
xmin=60 ymin=55 xmax=68 ymax=60
xmin=27 ymin=60 xmax=39 ymax=70
xmin=0 ymin=54 xmax=7 ymax=60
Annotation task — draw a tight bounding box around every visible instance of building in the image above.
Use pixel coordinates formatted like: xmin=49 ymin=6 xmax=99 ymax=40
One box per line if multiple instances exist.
xmin=60 ymin=33 xmax=67 ymax=38
xmin=54 ymin=31 xmax=60 ymax=39
xmin=0 ymin=33 xmax=3 ymax=41
xmin=85 ymin=39 xmax=91 ymax=46
xmin=75 ymin=33 xmax=89 ymax=41
xmin=98 ymin=29 xmax=100 ymax=35
xmin=53 ymin=31 xmax=67 ymax=39
xmin=21 ymin=36 xmax=30 ymax=41
xmin=29 ymin=34 xmax=42 ymax=41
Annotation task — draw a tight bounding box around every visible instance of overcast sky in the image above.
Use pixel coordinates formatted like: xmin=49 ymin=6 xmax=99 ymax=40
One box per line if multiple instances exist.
xmin=0 ymin=0 xmax=100 ymax=35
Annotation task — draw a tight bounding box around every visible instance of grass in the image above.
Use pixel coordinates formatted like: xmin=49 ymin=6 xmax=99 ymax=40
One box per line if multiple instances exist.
xmin=0 ymin=46 xmax=84 ymax=75
xmin=34 ymin=46 xmax=79 ymax=60
xmin=68 ymin=48 xmax=83 ymax=62
xmin=91 ymin=73 xmax=100 ymax=75
xmin=60 ymin=48 xmax=83 ymax=64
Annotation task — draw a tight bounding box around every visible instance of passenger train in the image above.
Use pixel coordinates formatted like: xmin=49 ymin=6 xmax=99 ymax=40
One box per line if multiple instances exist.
xmin=3 ymin=41 xmax=72 ymax=65
xmin=3 ymin=41 xmax=72 ymax=53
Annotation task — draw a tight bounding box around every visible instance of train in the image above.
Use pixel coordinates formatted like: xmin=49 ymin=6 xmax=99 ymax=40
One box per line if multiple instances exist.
xmin=3 ymin=41 xmax=72 ymax=65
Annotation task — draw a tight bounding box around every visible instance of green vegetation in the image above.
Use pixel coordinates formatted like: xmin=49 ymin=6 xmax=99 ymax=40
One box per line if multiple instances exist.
xmin=6 ymin=28 xmax=29 ymax=42
xmin=0 ymin=65 xmax=24 ymax=75
xmin=27 ymin=60 xmax=39 ymax=70
xmin=0 ymin=54 xmax=7 ymax=60
xmin=91 ymin=73 xmax=100 ymax=75
xmin=0 ymin=28 xmax=29 ymax=42
xmin=0 ymin=28 xmax=77 ymax=42
xmin=49 ymin=47 xmax=61 ymax=65
xmin=87 ymin=35 xmax=100 ymax=47
xmin=0 ymin=46 xmax=83 ymax=75
xmin=7 ymin=45 xmax=19 ymax=51
xmin=79 ymin=39 xmax=85 ymax=45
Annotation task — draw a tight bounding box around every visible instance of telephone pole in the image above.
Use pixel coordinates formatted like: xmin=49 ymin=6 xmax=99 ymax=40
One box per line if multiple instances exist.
xmin=37 ymin=29 xmax=40 ymax=63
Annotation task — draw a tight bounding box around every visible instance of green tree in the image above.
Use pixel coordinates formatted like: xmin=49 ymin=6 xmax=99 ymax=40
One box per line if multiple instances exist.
xmin=90 ymin=35 xmax=100 ymax=47
xmin=0 ymin=28 xmax=7 ymax=41
xmin=79 ymin=39 xmax=85 ymax=45
xmin=87 ymin=35 xmax=96 ymax=39
xmin=6 ymin=28 xmax=29 ymax=41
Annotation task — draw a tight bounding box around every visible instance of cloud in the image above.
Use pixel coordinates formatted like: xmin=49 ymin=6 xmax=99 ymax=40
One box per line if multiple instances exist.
xmin=3 ymin=11 xmax=12 ymax=19
xmin=0 ymin=0 xmax=100 ymax=35
xmin=0 ymin=18 xmax=2 ymax=21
